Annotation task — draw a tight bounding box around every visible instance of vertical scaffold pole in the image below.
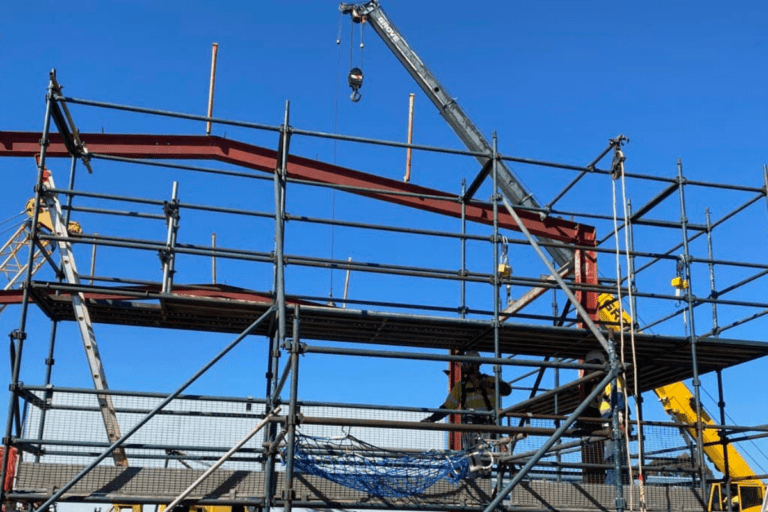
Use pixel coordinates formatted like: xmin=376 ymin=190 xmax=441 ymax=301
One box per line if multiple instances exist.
xmin=705 ymin=208 xmax=719 ymax=335
xmin=161 ymin=181 xmax=180 ymax=294
xmin=717 ymin=368 xmax=733 ymax=510
xmin=608 ymin=338 xmax=625 ymax=512
xmin=283 ymin=305 xmax=301 ymax=512
xmin=491 ymin=133 xmax=505 ymax=497
xmin=552 ymin=286 xmax=562 ymax=481
xmin=763 ymin=165 xmax=768 ymax=228
xmin=34 ymin=155 xmax=78 ymax=463
xmin=707 ymin=208 xmax=732 ymax=507
xmin=35 ymin=321 xmax=59 ymax=463
xmin=0 ymin=74 xmax=56 ymax=506
xmin=31 ymin=306 xmax=277 ymax=512
xmin=460 ymin=179 xmax=467 ymax=319
xmin=482 ymin=368 xmax=620 ymax=512
xmin=449 ymin=179 xmax=468 ymax=451
xmin=676 ymin=158 xmax=707 ymax=499
xmin=491 ymin=133 xmax=503 ymax=427
xmin=265 ymin=100 xmax=290 ymax=512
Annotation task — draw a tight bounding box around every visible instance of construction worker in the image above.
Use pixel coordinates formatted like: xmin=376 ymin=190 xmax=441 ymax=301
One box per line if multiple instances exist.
xmin=421 ymin=350 xmax=511 ymax=426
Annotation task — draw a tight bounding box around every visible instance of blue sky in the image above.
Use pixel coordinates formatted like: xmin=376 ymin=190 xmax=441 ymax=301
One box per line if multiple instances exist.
xmin=2 ymin=0 xmax=768 ymax=484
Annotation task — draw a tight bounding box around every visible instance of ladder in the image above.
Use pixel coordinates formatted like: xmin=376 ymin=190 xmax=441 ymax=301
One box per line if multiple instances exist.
xmin=40 ymin=172 xmax=128 ymax=467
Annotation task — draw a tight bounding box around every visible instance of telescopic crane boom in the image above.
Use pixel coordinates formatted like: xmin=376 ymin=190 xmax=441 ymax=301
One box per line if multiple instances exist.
xmin=339 ymin=0 xmax=573 ymax=268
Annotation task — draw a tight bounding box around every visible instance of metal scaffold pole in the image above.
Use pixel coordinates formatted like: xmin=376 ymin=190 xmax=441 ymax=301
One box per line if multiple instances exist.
xmin=676 ymin=158 xmax=707 ymax=499
xmin=31 ymin=306 xmax=277 ymax=512
xmin=264 ymin=99 xmax=291 ymax=512
xmin=0 ymin=76 xmax=57 ymax=505
xmin=283 ymin=304 xmax=302 ymax=512
xmin=492 ymin=132 xmax=503 ymax=427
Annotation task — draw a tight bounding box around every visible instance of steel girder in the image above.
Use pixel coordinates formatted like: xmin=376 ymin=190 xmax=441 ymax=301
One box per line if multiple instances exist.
xmin=0 ymin=131 xmax=595 ymax=245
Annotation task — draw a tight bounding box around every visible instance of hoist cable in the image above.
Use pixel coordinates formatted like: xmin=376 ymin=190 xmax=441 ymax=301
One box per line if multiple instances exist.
xmin=329 ymin=13 xmax=345 ymax=301
xmin=621 ymin=169 xmax=646 ymax=512
xmin=349 ymin=20 xmax=354 ymax=69
xmin=359 ymin=19 xmax=365 ymax=67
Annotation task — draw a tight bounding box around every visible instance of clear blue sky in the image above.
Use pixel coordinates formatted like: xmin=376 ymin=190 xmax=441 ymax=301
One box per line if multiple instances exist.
xmin=1 ymin=0 xmax=768 ymax=481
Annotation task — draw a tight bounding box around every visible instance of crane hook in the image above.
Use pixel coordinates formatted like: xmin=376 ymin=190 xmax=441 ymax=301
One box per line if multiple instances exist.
xmin=348 ymin=67 xmax=363 ymax=103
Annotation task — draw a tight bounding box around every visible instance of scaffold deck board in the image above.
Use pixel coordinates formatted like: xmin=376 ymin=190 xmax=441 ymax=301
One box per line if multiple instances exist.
xmin=11 ymin=462 xmax=492 ymax=506
xmin=10 ymin=462 xmax=705 ymax=511
xmin=20 ymin=282 xmax=768 ymax=414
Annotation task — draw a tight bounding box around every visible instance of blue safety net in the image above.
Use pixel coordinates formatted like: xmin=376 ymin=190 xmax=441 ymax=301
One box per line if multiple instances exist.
xmin=284 ymin=434 xmax=470 ymax=498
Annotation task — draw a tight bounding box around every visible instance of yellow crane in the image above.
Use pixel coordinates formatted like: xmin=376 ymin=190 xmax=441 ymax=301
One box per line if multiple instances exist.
xmin=598 ymin=292 xmax=766 ymax=512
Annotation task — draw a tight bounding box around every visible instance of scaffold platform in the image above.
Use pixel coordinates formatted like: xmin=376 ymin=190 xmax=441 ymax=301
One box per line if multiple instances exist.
xmin=9 ymin=462 xmax=706 ymax=512
xmin=7 ymin=281 xmax=768 ymax=416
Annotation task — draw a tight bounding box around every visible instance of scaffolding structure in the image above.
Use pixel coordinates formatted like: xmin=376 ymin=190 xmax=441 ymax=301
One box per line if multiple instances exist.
xmin=1 ymin=71 xmax=768 ymax=512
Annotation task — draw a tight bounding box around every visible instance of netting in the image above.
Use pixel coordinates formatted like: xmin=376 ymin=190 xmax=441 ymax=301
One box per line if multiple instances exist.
xmin=286 ymin=433 xmax=470 ymax=498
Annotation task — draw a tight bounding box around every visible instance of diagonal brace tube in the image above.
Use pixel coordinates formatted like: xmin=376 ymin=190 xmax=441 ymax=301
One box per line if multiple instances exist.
xmin=33 ymin=305 xmax=277 ymax=512
xmin=482 ymin=367 xmax=619 ymax=512
xmin=166 ymin=406 xmax=281 ymax=511
xmin=501 ymin=195 xmax=611 ymax=353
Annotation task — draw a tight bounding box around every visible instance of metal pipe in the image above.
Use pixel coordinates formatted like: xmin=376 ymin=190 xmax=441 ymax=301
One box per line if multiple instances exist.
xmin=264 ymin=100 xmax=291 ymax=512
xmin=546 ymin=138 xmax=617 ymax=211
xmin=165 ymin=407 xmax=279 ymax=512
xmin=608 ymin=340 xmax=625 ymax=512
xmin=0 ymin=74 xmax=55 ymax=506
xmin=626 ymin=192 xmax=764 ymax=282
xmin=89 ymin=234 xmax=97 ymax=285
xmin=676 ymin=158 xmax=707 ymax=498
xmin=63 ymin=155 xmax=78 ymax=228
xmin=492 ymin=133 xmax=503 ymax=431
xmin=211 ymin=232 xmax=216 ymax=284
xmin=499 ymin=370 xmax=605 ymax=416
xmin=764 ymin=164 xmax=768 ymax=226
xmin=717 ymin=369 xmax=733 ymax=510
xmin=303 ymin=344 xmax=604 ymax=372
xmin=31 ymin=305 xmax=276 ymax=512
xmin=702 ymin=309 xmax=768 ymax=337
xmin=705 ymin=208 xmax=719 ymax=336
xmin=58 ymin=94 xmax=281 ymax=133
xmin=499 ymin=195 xmax=613 ymax=354
xmin=161 ymin=181 xmax=180 ymax=294
xmin=34 ymin=321 xmax=58 ymax=463
xmin=206 ymin=42 xmax=218 ymax=136
xmin=481 ymin=368 xmax=619 ymax=512
xmin=269 ymin=357 xmax=293 ymax=402
xmin=343 ymin=256 xmax=352 ymax=308
xmin=283 ymin=305 xmax=301 ymax=512
xmin=460 ymin=179 xmax=467 ymax=318
xmin=404 ymin=92 xmax=414 ymax=182
xmin=17 ymin=384 xmax=270 ymax=404
xmin=52 ymin=94 xmax=768 ymax=195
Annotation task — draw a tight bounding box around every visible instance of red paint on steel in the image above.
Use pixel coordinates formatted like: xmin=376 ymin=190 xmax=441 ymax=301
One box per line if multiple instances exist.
xmin=0 ymin=132 xmax=594 ymax=243
xmin=574 ymin=226 xmax=598 ymax=327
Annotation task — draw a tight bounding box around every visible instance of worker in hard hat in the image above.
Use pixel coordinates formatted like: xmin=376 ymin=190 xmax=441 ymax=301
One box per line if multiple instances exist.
xmin=421 ymin=350 xmax=511 ymax=426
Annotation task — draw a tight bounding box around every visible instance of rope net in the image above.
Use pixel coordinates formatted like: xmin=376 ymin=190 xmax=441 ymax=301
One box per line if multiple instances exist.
xmin=286 ymin=433 xmax=470 ymax=498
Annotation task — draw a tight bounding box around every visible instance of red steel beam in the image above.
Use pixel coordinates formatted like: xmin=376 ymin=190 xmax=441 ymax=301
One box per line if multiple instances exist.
xmin=0 ymin=131 xmax=594 ymax=243
xmin=0 ymin=284 xmax=277 ymax=305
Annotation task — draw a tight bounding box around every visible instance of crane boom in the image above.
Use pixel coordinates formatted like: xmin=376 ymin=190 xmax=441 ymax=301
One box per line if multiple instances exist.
xmin=339 ymin=1 xmax=573 ymax=268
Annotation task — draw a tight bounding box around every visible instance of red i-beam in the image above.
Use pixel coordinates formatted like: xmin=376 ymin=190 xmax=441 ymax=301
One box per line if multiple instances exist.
xmin=0 ymin=132 xmax=595 ymax=244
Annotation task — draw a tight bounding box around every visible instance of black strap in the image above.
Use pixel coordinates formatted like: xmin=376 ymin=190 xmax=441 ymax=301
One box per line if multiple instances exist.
xmin=459 ymin=376 xmax=493 ymax=411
